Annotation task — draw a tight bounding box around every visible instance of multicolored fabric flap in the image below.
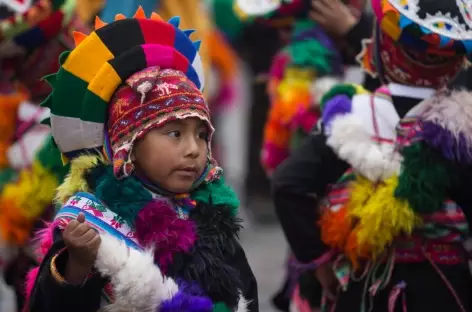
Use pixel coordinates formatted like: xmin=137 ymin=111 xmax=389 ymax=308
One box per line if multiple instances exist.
xmin=55 ymin=192 xmax=141 ymax=250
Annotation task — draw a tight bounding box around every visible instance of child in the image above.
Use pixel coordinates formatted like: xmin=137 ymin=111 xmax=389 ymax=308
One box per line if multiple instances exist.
xmin=24 ymin=8 xmax=258 ymax=312
xmin=273 ymin=0 xmax=472 ymax=311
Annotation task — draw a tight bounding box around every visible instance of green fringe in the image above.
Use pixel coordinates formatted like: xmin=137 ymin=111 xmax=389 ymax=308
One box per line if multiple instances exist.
xmin=286 ymin=41 xmax=331 ymax=75
xmin=0 ymin=168 xmax=16 ymax=192
xmin=289 ymin=128 xmax=310 ymax=152
xmin=94 ymin=166 xmax=152 ymax=227
xmin=89 ymin=164 xmax=239 ymax=225
xmin=192 ymin=176 xmax=240 ymax=216
xmin=394 ymin=142 xmax=454 ymax=214
xmin=35 ymin=135 xmax=70 ymax=182
xmin=320 ymin=84 xmax=357 ymax=112
xmin=285 ymin=20 xmax=334 ymax=76
xmin=213 ymin=302 xmax=231 ymax=312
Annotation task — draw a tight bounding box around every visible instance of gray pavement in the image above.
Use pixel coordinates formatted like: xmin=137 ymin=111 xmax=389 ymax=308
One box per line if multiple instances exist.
xmin=240 ymin=221 xmax=288 ymax=312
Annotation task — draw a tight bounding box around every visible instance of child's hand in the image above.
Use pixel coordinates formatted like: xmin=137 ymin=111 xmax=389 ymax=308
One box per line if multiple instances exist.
xmin=309 ymin=0 xmax=358 ymax=37
xmin=315 ymin=262 xmax=339 ymax=300
xmin=63 ymin=213 xmax=101 ymax=280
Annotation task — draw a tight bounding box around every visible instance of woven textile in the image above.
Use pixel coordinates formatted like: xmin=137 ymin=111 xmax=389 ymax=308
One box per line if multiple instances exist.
xmin=41 ymin=8 xmax=205 ymax=163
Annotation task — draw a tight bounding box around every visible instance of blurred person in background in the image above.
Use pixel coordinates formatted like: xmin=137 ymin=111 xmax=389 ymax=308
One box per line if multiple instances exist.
xmin=235 ymin=0 xmax=371 ymax=311
xmin=272 ymin=0 xmax=472 ymax=311
xmin=0 ymin=1 xmax=90 ymax=311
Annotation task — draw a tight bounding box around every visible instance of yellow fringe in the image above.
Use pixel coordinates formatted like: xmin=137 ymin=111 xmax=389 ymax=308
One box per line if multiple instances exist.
xmin=55 ymin=154 xmax=105 ymax=204
xmin=347 ymin=175 xmax=421 ymax=259
xmin=0 ymin=160 xmax=58 ymax=244
xmin=3 ymin=161 xmax=58 ymax=219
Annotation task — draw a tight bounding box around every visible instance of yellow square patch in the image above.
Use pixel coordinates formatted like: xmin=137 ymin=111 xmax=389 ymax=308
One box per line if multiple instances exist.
xmin=87 ymin=62 xmax=122 ymax=102
xmin=62 ymin=32 xmax=114 ymax=83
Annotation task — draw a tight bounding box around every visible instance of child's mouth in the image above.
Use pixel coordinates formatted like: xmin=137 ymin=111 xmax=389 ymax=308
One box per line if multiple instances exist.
xmin=174 ymin=167 xmax=198 ymax=179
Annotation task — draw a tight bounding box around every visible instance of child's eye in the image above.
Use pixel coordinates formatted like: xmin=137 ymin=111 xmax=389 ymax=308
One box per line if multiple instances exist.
xmin=167 ymin=130 xmax=181 ymax=138
xmin=198 ymin=131 xmax=209 ymax=140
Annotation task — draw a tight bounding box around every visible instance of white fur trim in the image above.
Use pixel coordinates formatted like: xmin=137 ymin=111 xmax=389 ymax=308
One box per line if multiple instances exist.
xmin=327 ymin=114 xmax=402 ymax=181
xmin=96 ymin=234 xmax=178 ymax=312
xmin=350 ymin=94 xmax=399 ymax=141
xmin=420 ymin=90 xmax=472 ymax=148
xmin=311 ymin=77 xmax=342 ymax=105
xmin=236 ymin=293 xmax=249 ymax=312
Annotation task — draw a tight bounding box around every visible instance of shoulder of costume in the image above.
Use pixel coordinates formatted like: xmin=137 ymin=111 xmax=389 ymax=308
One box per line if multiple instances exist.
xmin=320 ymin=83 xmax=370 ymax=130
xmin=414 ymin=89 xmax=472 ymax=165
xmin=320 ymin=84 xmax=404 ymax=182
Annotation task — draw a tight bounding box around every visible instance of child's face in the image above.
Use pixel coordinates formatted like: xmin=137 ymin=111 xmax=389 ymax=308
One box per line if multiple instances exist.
xmin=132 ymin=118 xmax=210 ymax=193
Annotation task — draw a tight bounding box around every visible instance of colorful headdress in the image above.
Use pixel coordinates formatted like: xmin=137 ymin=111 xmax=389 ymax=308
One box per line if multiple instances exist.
xmin=357 ymin=0 xmax=472 ymax=87
xmin=41 ymin=7 xmax=206 ymax=167
xmin=372 ymin=0 xmax=472 ymax=55
xmin=0 ymin=0 xmax=77 ymax=55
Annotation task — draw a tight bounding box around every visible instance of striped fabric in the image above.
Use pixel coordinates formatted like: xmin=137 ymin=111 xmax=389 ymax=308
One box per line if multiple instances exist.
xmin=41 ymin=8 xmax=205 ymax=160
xmin=54 ymin=192 xmax=141 ymax=250
xmin=323 ymin=170 xmax=355 ymax=213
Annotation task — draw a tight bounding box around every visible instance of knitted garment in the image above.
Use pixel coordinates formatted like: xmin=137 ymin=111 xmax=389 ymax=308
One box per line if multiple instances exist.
xmin=41 ymin=8 xmax=206 ymax=164
xmin=106 ymin=67 xmax=213 ymax=179
xmin=357 ymin=29 xmax=465 ymax=88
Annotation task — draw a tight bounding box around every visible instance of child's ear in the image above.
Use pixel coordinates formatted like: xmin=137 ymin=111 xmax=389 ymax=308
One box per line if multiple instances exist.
xmin=130 ymin=150 xmax=136 ymax=162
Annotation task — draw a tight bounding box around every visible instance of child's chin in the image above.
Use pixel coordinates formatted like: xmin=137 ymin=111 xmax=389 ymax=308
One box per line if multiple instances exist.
xmin=167 ymin=181 xmax=193 ymax=194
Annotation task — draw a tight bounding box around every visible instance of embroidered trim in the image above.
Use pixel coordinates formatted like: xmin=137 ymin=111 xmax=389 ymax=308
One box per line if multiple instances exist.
xmin=55 ymin=192 xmax=141 ymax=249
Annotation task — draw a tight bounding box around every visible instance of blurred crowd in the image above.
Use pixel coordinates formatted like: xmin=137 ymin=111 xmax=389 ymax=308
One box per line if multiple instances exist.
xmin=2 ymin=1 xmax=472 ymax=312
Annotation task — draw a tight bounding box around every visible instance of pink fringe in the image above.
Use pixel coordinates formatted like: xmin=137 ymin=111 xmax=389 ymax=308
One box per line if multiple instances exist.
xmin=33 ymin=221 xmax=57 ymax=260
xmin=24 ymin=220 xmax=59 ymax=301
xmin=24 ymin=267 xmax=39 ymax=300
xmin=261 ymin=143 xmax=289 ymax=174
xmin=135 ymin=199 xmax=197 ymax=272
xmin=290 ymin=108 xmax=320 ymax=134
xmin=269 ymin=52 xmax=290 ymax=81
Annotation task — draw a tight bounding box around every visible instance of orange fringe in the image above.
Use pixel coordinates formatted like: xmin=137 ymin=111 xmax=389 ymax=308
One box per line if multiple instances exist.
xmin=0 ymin=198 xmax=34 ymax=245
xmin=319 ymin=205 xmax=352 ymax=250
xmin=344 ymin=228 xmax=371 ymax=269
xmin=319 ymin=205 xmax=371 ymax=268
xmin=0 ymin=86 xmax=28 ymax=169
xmin=263 ymin=87 xmax=312 ymax=149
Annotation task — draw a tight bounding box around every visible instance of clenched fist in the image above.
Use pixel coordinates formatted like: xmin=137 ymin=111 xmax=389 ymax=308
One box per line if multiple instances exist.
xmin=63 ymin=213 xmax=101 ymax=284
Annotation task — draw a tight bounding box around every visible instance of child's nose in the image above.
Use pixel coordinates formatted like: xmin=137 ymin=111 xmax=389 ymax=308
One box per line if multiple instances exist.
xmin=185 ymin=137 xmax=200 ymax=158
